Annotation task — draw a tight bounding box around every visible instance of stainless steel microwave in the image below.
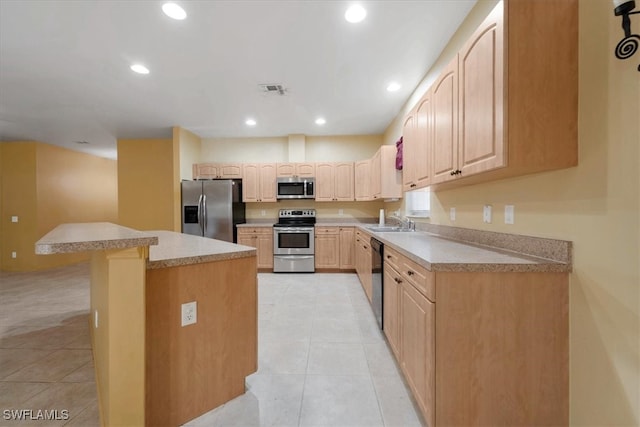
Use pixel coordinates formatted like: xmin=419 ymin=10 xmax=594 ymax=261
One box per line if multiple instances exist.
xmin=276 ymin=177 xmax=315 ymax=200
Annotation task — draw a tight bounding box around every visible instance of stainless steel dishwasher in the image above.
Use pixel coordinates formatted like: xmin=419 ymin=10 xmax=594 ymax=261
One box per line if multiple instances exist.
xmin=370 ymin=237 xmax=383 ymax=329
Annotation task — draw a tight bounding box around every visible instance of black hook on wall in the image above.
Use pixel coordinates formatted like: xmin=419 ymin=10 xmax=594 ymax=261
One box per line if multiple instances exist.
xmin=613 ymin=0 xmax=640 ymax=71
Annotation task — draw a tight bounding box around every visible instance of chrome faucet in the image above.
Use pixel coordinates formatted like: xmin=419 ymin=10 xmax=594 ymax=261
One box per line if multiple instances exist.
xmin=390 ymin=215 xmax=414 ymax=231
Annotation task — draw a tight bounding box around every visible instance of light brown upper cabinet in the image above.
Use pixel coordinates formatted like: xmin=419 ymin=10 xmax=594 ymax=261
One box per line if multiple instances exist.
xmin=407 ymin=0 xmax=577 ymax=190
xmin=315 ymin=162 xmax=354 ymax=202
xmin=404 ymin=92 xmax=432 ymax=190
xmin=371 ymin=146 xmax=402 ymax=199
xmin=355 ymin=159 xmax=372 ymax=201
xmin=431 ymin=57 xmax=459 ymax=184
xmin=401 ymin=111 xmax=417 ymax=191
xmin=242 ymin=163 xmax=277 ymax=202
xmin=192 ymin=163 xmax=243 ymax=179
xmin=276 ymin=162 xmax=316 ymax=178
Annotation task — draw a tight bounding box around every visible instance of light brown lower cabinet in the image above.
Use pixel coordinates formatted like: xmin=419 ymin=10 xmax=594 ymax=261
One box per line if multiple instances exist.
xmin=354 ymin=229 xmax=372 ymax=301
xmin=382 ymin=246 xmax=568 ymax=426
xmin=315 ymin=226 xmax=355 ymax=271
xmin=237 ymin=227 xmax=273 ymax=270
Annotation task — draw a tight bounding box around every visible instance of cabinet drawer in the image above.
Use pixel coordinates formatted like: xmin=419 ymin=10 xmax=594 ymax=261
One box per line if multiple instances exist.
xmin=384 ymin=246 xmax=402 ymax=273
xmin=238 ymin=227 xmax=272 ymax=235
xmin=315 ymin=226 xmax=339 ymax=235
xmin=400 ymin=256 xmax=434 ymax=302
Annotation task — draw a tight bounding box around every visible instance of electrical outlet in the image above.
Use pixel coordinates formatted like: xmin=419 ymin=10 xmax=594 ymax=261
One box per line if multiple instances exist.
xmin=450 ymin=207 xmax=456 ymax=221
xmin=11 ymin=216 xmax=18 ymax=223
xmin=483 ymin=205 xmax=492 ymax=223
xmin=261 ymin=210 xmax=266 ymax=217
xmin=94 ymin=310 xmax=99 ymax=328
xmin=338 ymin=209 xmax=344 ymax=215
xmin=11 ymin=251 xmax=16 ymax=259
xmin=505 ymin=205 xmax=515 ymax=224
xmin=181 ymin=301 xmax=197 ymax=327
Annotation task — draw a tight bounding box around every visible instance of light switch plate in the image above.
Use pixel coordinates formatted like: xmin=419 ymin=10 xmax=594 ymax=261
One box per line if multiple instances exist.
xmin=11 ymin=216 xmax=18 ymax=223
xmin=483 ymin=205 xmax=492 ymax=223
xmin=505 ymin=205 xmax=515 ymax=224
xmin=450 ymin=207 xmax=456 ymax=221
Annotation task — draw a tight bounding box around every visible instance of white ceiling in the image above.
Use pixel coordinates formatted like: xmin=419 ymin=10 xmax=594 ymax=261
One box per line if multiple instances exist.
xmin=0 ymin=0 xmax=476 ymax=159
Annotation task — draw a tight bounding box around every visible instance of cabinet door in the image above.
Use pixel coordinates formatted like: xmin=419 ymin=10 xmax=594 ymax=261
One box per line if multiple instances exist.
xmin=315 ymin=231 xmax=340 ymax=269
xmin=361 ymin=241 xmax=372 ymax=302
xmin=194 ymin=163 xmax=219 ymax=179
xmin=371 ymin=150 xmax=381 ymax=199
xmin=219 ymin=164 xmax=243 ymax=179
xmin=259 ymin=163 xmax=277 ymax=202
xmin=432 ymin=56 xmax=459 ymax=184
xmin=383 ymin=265 xmax=401 ymax=359
xmin=458 ymin=4 xmax=504 ymax=177
xmin=256 ymin=234 xmax=273 ymax=269
xmin=237 ymin=232 xmax=255 ymax=248
xmin=400 ymin=282 xmax=435 ymax=427
xmin=402 ymin=112 xmax=417 ymax=191
xmin=334 ymin=162 xmax=354 ymax=201
xmin=339 ymin=227 xmax=355 ymax=270
xmin=242 ymin=164 xmax=259 ymax=202
xmin=354 ymin=160 xmax=371 ymax=201
xmin=414 ymin=92 xmax=432 ymax=188
xmin=276 ymin=163 xmax=296 ymax=177
xmin=295 ymin=163 xmax=316 ymax=177
xmin=379 ymin=146 xmax=402 ymax=199
xmin=315 ymin=163 xmax=335 ymax=201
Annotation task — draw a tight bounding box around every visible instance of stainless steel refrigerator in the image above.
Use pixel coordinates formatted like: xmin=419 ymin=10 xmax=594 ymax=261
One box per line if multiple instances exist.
xmin=181 ymin=180 xmax=245 ymax=243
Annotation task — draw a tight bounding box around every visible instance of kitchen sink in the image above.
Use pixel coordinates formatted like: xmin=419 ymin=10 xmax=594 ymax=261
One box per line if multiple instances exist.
xmin=366 ymin=225 xmax=414 ymax=232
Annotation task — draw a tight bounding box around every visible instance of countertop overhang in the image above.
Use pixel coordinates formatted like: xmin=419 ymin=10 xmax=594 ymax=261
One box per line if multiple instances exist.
xmin=35 ymin=223 xmax=257 ymax=269
xmin=35 ymin=222 xmax=158 ymax=254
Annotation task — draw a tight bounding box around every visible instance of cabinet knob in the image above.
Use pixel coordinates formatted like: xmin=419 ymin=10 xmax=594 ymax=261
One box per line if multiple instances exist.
xmin=386 ymin=255 xmax=392 ymax=259
xmin=394 ymin=277 xmax=402 ymax=284
xmin=407 ymin=270 xmax=415 ymax=276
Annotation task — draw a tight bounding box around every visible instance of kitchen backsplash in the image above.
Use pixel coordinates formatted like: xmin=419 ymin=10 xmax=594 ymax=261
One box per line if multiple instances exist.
xmin=245 ymin=200 xmax=384 ymax=220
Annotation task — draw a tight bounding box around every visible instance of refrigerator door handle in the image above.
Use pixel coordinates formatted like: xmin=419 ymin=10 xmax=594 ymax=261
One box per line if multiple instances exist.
xmin=203 ymin=194 xmax=208 ymax=235
xmin=198 ymin=194 xmax=204 ymax=235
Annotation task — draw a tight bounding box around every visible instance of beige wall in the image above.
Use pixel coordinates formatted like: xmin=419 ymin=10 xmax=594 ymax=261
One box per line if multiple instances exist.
xmin=201 ymin=137 xmax=288 ymax=163
xmin=175 ymin=127 xmax=201 ymax=181
xmin=117 ymin=139 xmax=176 ymax=232
xmin=246 ymin=200 xmax=384 ymax=221
xmin=382 ymin=0 xmax=639 ymax=424
xmin=306 ymin=135 xmax=382 ymax=162
xmin=0 ymin=141 xmax=118 ymax=271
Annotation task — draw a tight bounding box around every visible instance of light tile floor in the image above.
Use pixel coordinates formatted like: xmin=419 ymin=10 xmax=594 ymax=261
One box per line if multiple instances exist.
xmin=0 ymin=263 xmax=99 ymax=427
xmin=185 ymin=273 xmax=424 ymax=427
xmin=0 ymin=265 xmax=423 ymax=427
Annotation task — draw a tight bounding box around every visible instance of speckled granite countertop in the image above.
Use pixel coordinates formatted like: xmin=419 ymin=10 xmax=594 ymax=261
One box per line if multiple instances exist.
xmin=147 ymin=231 xmax=256 ymax=269
xmin=356 ymin=225 xmax=571 ymax=273
xmin=35 ymin=223 xmax=256 ymax=269
xmin=35 ymin=222 xmax=158 ymax=254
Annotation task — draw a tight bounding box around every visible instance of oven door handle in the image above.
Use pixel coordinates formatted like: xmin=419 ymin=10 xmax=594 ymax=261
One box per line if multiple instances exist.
xmin=273 ymin=255 xmax=315 ymax=260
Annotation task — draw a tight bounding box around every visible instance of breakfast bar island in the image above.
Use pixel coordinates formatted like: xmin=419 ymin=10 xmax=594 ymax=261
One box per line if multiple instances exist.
xmin=35 ymin=223 xmax=258 ymax=427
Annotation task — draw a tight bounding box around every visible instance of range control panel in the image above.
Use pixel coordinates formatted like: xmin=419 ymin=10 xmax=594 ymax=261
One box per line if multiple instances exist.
xmin=278 ymin=209 xmax=316 ymax=218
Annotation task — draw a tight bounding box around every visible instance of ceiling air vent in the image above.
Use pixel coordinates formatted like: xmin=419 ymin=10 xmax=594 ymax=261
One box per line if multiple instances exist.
xmin=259 ymin=84 xmax=287 ymax=95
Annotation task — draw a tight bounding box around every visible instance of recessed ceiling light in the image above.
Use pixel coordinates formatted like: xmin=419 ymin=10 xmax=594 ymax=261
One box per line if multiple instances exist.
xmin=345 ymin=5 xmax=367 ymax=23
xmin=387 ymin=82 xmax=401 ymax=92
xmin=130 ymin=64 xmax=150 ymax=75
xmin=315 ymin=118 xmax=326 ymax=125
xmin=162 ymin=3 xmax=187 ymax=20
xmin=245 ymin=119 xmax=257 ymax=126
